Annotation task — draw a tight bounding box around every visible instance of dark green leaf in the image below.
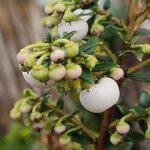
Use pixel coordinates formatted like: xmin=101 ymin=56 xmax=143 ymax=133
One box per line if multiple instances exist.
xmin=87 ymin=15 xmax=96 ymax=28
xmin=117 ymin=105 xmax=129 ymax=115
xmin=92 ymin=62 xmax=117 ymax=72
xmin=80 ymin=68 xmax=94 ymax=84
xmin=71 ymin=132 xmax=93 ymax=144
xmin=106 ymin=142 xmax=133 ymax=150
xmin=130 ymin=106 xmax=148 ymax=117
xmin=138 ymin=120 xmax=148 ymax=133
xmin=56 ymin=94 xmax=65 ymax=109
xmin=63 ymin=31 xmax=77 ymax=39
xmin=135 ymin=28 xmax=150 ymax=36
xmin=79 ymin=37 xmax=100 ymax=54
xmin=139 ymin=91 xmax=150 ymax=108
xmin=44 ymin=32 xmax=52 ymax=43
xmin=131 ymin=36 xmax=139 ymax=44
xmin=128 ymin=73 xmax=150 ymax=83
xmin=103 ymin=0 xmax=111 ymax=10
xmin=125 ymin=129 xmax=145 ymax=142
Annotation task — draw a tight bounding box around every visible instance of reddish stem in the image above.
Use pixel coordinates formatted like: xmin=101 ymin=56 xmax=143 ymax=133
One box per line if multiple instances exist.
xmin=96 ymin=107 xmax=114 ymax=150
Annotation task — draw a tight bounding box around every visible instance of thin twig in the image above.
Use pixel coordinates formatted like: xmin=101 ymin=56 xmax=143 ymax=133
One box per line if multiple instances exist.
xmin=127 ymin=58 xmax=150 ymax=74
xmin=96 ymin=107 xmax=114 ymax=150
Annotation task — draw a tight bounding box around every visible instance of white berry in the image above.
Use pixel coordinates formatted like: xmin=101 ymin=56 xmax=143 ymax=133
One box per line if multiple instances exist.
xmin=58 ymin=19 xmax=89 ymax=42
xmin=22 ymin=72 xmax=53 ymax=88
xmin=110 ymin=68 xmax=124 ymax=81
xmin=79 ymin=77 xmax=120 ymax=113
xmin=50 ymin=49 xmax=66 ymax=62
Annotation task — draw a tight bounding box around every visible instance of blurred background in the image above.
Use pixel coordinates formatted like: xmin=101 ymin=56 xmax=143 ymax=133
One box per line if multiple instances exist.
xmin=0 ymin=0 xmax=149 ymax=149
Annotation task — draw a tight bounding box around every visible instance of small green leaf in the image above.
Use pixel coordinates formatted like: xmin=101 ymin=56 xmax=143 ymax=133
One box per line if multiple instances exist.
xmin=79 ymin=37 xmax=100 ymax=54
xmin=138 ymin=120 xmax=148 ymax=133
xmin=80 ymin=68 xmax=94 ymax=84
xmin=57 ymin=94 xmax=65 ymax=109
xmin=135 ymin=28 xmax=150 ymax=36
xmin=117 ymin=105 xmax=129 ymax=115
xmin=71 ymin=132 xmax=93 ymax=144
xmin=130 ymin=106 xmax=148 ymax=117
xmin=92 ymin=62 xmax=117 ymax=72
xmin=44 ymin=32 xmax=52 ymax=43
xmin=139 ymin=91 xmax=150 ymax=108
xmin=128 ymin=73 xmax=150 ymax=83
xmin=63 ymin=31 xmax=77 ymax=39
xmin=103 ymin=0 xmax=111 ymax=10
xmin=125 ymin=129 xmax=145 ymax=142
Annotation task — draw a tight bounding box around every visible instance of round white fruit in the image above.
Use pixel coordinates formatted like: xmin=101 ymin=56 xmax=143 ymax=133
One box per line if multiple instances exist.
xmin=79 ymin=77 xmax=120 ymax=113
xmin=22 ymin=72 xmax=54 ymax=88
xmin=58 ymin=19 xmax=89 ymax=42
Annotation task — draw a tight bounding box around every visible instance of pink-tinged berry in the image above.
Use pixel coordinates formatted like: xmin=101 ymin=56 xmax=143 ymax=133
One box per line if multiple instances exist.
xmin=54 ymin=123 xmax=66 ymax=134
xmin=17 ymin=53 xmax=29 ymax=64
xmin=66 ymin=63 xmax=82 ymax=80
xmin=49 ymin=64 xmax=66 ymax=81
xmin=50 ymin=49 xmax=66 ymax=62
xmin=110 ymin=132 xmax=122 ymax=145
xmin=116 ymin=121 xmax=130 ymax=134
xmin=110 ymin=68 xmax=124 ymax=81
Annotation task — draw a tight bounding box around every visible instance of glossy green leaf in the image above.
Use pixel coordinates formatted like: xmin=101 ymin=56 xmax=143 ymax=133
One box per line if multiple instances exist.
xmin=117 ymin=105 xmax=129 ymax=115
xmin=125 ymin=129 xmax=145 ymax=142
xmin=80 ymin=68 xmax=94 ymax=84
xmin=92 ymin=62 xmax=117 ymax=72
xmin=128 ymin=73 xmax=150 ymax=83
xmin=139 ymin=91 xmax=150 ymax=108
xmin=63 ymin=31 xmax=77 ymax=39
xmin=79 ymin=37 xmax=100 ymax=54
xmin=103 ymin=0 xmax=111 ymax=10
xmin=130 ymin=106 xmax=148 ymax=117
xmin=57 ymin=94 xmax=65 ymax=109
xmin=44 ymin=32 xmax=52 ymax=43
xmin=138 ymin=120 xmax=148 ymax=133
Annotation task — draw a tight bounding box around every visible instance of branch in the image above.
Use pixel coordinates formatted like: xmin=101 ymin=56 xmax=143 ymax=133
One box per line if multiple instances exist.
xmin=47 ymin=103 xmax=97 ymax=142
xmin=127 ymin=58 xmax=150 ymax=74
xmin=96 ymin=107 xmax=114 ymax=150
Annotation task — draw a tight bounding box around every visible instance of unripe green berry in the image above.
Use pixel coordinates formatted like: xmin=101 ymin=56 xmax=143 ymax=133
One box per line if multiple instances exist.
xmin=54 ymin=2 xmax=66 ymax=13
xmin=110 ymin=132 xmax=122 ymax=145
xmin=63 ymin=8 xmax=77 ymax=22
xmin=24 ymin=57 xmax=36 ymax=70
xmin=64 ymin=42 xmax=79 ymax=58
xmin=85 ymin=55 xmax=98 ymax=69
xmin=59 ymin=134 xmax=71 ymax=145
xmin=44 ymin=4 xmax=54 ymax=15
xmin=66 ymin=63 xmax=82 ymax=80
xmin=145 ymin=129 xmax=150 ymax=139
xmin=49 ymin=64 xmax=66 ymax=81
xmin=116 ymin=121 xmax=130 ymax=134
xmin=31 ymin=65 xmax=49 ymax=82
xmin=90 ymin=24 xmax=104 ymax=36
